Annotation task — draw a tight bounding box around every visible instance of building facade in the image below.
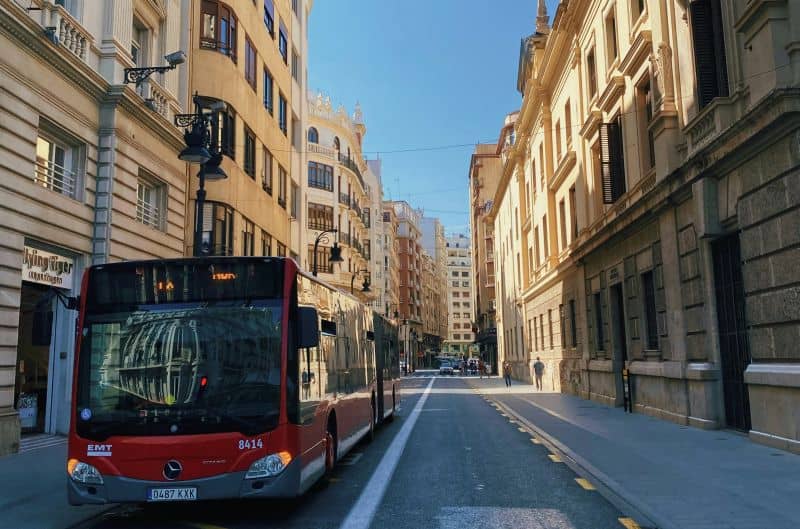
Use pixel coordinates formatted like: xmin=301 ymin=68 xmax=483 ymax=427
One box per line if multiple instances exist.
xmin=0 ymin=0 xmax=191 ymax=454
xmin=305 ymin=94 xmax=377 ymax=302
xmin=420 ymin=216 xmax=449 ymax=354
xmin=469 ymin=143 xmax=503 ymax=374
xmin=493 ymin=0 xmax=800 ymax=452
xmin=390 ymin=201 xmax=423 ymax=369
xmin=444 ymin=234 xmax=474 ymax=355
xmin=381 ymin=202 xmax=400 ymax=321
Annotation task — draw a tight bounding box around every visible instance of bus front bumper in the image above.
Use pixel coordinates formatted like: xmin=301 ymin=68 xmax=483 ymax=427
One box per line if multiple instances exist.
xmin=67 ymin=458 xmax=302 ymax=505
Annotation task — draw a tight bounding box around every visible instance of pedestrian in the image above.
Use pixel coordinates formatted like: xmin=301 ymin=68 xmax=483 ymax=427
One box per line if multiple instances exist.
xmin=479 ymin=359 xmax=485 ymax=379
xmin=503 ymin=360 xmax=512 ymax=388
xmin=533 ymin=357 xmax=545 ymax=391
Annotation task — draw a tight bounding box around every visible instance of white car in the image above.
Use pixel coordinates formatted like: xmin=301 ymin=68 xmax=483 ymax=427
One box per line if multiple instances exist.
xmin=439 ymin=361 xmax=454 ymax=375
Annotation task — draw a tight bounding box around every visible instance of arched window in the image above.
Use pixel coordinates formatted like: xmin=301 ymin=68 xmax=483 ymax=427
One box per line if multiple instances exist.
xmin=333 ymin=136 xmax=340 ymax=152
xmin=307 ymin=127 xmax=319 ymax=144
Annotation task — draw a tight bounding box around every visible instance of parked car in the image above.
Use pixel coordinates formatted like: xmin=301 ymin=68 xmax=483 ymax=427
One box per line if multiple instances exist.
xmin=439 ymin=361 xmax=454 ymax=375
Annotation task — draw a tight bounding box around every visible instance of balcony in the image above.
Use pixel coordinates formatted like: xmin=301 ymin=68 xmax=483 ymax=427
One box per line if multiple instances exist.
xmin=35 ymin=2 xmax=92 ymax=63
xmin=351 ymin=199 xmax=362 ymax=219
xmin=338 ymin=192 xmax=351 ymax=207
xmin=338 ymin=153 xmax=366 ymax=191
xmin=308 ymin=142 xmax=336 ymax=159
xmin=338 ymin=231 xmax=352 ymax=246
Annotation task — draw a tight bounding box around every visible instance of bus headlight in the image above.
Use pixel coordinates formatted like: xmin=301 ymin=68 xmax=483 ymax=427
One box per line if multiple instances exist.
xmin=245 ymin=451 xmax=292 ymax=479
xmin=67 ymin=458 xmax=104 ymax=485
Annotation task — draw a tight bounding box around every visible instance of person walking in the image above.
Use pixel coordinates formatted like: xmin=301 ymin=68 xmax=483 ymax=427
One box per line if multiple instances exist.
xmin=533 ymin=357 xmax=545 ymax=391
xmin=503 ymin=360 xmax=512 ymax=388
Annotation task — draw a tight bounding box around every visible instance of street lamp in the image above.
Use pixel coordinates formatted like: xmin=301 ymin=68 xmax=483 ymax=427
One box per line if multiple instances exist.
xmin=175 ymin=95 xmax=228 ymax=256
xmin=312 ymin=229 xmax=343 ymax=276
xmin=350 ymin=269 xmax=371 ymax=295
xmin=124 ymin=51 xmax=186 ymax=86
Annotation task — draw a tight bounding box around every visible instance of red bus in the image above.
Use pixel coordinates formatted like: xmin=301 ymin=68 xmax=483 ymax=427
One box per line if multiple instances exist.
xmin=67 ymin=257 xmax=399 ymax=505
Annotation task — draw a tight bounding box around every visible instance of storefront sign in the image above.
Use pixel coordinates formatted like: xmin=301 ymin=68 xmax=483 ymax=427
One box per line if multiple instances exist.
xmin=22 ymin=246 xmax=74 ymax=288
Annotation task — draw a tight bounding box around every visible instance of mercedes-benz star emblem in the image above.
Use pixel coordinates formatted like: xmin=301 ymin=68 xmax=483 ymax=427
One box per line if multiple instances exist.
xmin=163 ymin=460 xmax=182 ymax=481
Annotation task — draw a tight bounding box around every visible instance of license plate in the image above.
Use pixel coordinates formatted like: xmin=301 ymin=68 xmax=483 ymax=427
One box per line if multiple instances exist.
xmin=147 ymin=487 xmax=197 ymax=502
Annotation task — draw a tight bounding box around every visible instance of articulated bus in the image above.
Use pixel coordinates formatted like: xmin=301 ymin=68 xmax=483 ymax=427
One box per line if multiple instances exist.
xmin=67 ymin=257 xmax=399 ymax=505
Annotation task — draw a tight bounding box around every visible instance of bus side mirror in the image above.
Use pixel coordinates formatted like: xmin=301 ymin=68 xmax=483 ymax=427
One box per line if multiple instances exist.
xmin=297 ymin=306 xmax=319 ymax=349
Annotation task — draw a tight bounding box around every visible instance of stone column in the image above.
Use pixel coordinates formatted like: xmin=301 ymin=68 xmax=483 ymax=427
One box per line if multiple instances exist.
xmin=92 ymin=86 xmax=124 ymax=264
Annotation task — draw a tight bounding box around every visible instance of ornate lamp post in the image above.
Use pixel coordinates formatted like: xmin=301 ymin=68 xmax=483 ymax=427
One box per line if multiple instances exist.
xmin=124 ymin=51 xmax=186 ymax=86
xmin=312 ymin=229 xmax=343 ymax=276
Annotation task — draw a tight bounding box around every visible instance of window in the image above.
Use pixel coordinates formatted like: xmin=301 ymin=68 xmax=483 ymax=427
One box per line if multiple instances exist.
xmin=244 ymin=36 xmax=256 ymax=89
xmin=569 ymin=299 xmax=577 ymax=346
xmin=213 ymin=107 xmax=236 ymax=159
xmin=600 ymin=116 xmax=626 ymax=204
xmin=200 ymin=1 xmax=237 ymax=62
xmin=263 ymin=68 xmax=273 ymax=113
xmin=307 ymin=127 xmax=319 ymax=143
xmin=461 ymin=271 xmax=469 ymax=277
xmin=587 ymin=47 xmax=598 ymax=98
xmin=548 ymin=309 xmax=554 ymax=349
xmin=539 ymin=315 xmax=545 ymax=351
xmin=201 ymin=201 xmax=234 ymax=256
xmin=534 ymin=226 xmax=541 ymax=268
xmin=262 ymin=147 xmax=273 ymax=194
xmin=241 ymin=217 xmax=255 ymax=256
xmin=555 ymin=120 xmax=562 ymax=161
xmin=131 ymin=18 xmax=148 ymax=68
xmin=569 ymin=186 xmax=578 ymax=239
xmin=278 ymin=93 xmax=287 ymax=135
xmin=291 ymin=47 xmax=300 ymax=81
xmin=559 ymin=199 xmax=567 ymax=252
xmin=690 ymin=0 xmax=729 ymax=109
xmin=136 ymin=171 xmax=165 ymax=230
xmin=594 ymin=292 xmax=605 ymax=351
xmin=542 ymin=216 xmax=549 ymax=259
xmin=533 ymin=315 xmax=538 ymax=350
xmin=308 ymin=203 xmax=334 ymax=231
xmin=308 ymin=161 xmax=333 ymax=191
xmin=292 ymin=0 xmax=298 ymax=14
xmin=452 ymin=271 xmax=459 ymax=277
xmin=464 ymin=302 xmax=470 ymax=308
xmin=453 ymin=302 xmax=461 ymax=308
xmin=262 ymin=230 xmax=272 ymax=256
xmin=454 ymin=323 xmax=460 ymax=330
xmin=637 ymin=78 xmax=656 ymax=171
xmin=642 ymin=271 xmax=659 ymax=350
xmin=308 ymin=244 xmax=334 ymax=273
xmin=276 ymin=241 xmax=286 ymax=257
xmin=605 ymin=8 xmax=618 ymax=67
xmin=35 ymin=130 xmax=80 ymax=199
xmin=452 ymin=281 xmax=459 ymax=287
xmin=278 ymin=20 xmax=288 ymax=64
xmin=277 ymin=164 xmax=287 ymax=208
xmin=244 ymin=126 xmax=256 ymax=178
xmin=263 ymin=0 xmax=274 ymax=37
xmin=565 ymin=100 xmax=572 ymax=149
xmin=539 ymin=143 xmax=545 ymax=190
xmin=560 ymin=304 xmax=566 ymax=348
xmin=631 ymin=0 xmax=645 ymax=22
xmin=291 ymin=182 xmax=299 ymax=219
xmin=454 ymin=334 xmax=461 ymax=340
xmin=333 ymin=136 xmax=340 ymax=152
xmin=453 ymin=291 xmax=460 ymax=298
xmin=462 ymin=281 xmax=469 ymax=287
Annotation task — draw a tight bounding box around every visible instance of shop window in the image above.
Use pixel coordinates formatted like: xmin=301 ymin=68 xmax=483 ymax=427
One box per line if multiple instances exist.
xmin=136 ymin=169 xmax=166 ymax=230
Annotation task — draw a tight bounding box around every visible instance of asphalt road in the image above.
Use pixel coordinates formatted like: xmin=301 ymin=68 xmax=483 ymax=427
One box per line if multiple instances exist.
xmin=70 ymin=372 xmax=627 ymax=529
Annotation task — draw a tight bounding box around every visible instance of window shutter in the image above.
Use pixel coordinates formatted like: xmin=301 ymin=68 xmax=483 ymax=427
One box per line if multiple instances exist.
xmin=600 ymin=121 xmax=626 ymax=204
xmin=690 ymin=0 xmax=727 ymax=108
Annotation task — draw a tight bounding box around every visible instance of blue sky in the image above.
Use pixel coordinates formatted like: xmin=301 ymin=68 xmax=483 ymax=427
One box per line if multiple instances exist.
xmin=309 ymin=0 xmax=560 ymax=235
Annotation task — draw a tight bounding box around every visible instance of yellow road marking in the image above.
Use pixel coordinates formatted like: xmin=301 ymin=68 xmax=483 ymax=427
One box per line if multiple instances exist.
xmin=517 ymin=427 xmax=526 ymax=432
xmin=618 ymin=518 xmax=641 ymax=529
xmin=575 ymin=478 xmax=596 ymax=490
xmin=530 ymin=438 xmax=541 ymax=444
xmin=548 ymin=454 xmax=562 ymax=463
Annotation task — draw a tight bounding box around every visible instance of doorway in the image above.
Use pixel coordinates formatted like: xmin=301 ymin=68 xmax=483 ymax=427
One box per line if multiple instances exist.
xmin=609 ymin=283 xmax=628 ymax=407
xmin=712 ymin=234 xmax=752 ymax=431
xmin=14 ymin=282 xmax=54 ymax=434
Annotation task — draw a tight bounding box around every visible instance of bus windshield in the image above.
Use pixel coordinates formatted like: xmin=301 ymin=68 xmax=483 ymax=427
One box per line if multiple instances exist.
xmin=75 ymin=259 xmax=286 ymax=439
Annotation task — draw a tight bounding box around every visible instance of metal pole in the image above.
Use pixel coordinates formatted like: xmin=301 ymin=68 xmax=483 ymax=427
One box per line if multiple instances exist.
xmin=194 ymin=163 xmax=206 ymax=257
xmin=350 ymin=273 xmax=356 ymax=294
xmin=313 ymin=235 xmax=320 ymax=276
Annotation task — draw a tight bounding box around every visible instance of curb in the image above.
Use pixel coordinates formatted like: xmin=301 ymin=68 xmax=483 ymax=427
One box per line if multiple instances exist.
xmin=468 ymin=381 xmax=677 ymax=529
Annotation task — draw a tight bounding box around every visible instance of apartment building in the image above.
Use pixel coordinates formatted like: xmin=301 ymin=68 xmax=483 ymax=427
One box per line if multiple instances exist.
xmin=420 ymin=216 xmax=449 ymax=353
xmin=469 ymin=143 xmax=503 ymax=374
xmin=492 ymin=0 xmax=800 ymax=452
xmin=186 ymin=0 xmax=311 ymax=261
xmin=444 ymin=234 xmax=473 ymax=355
xmin=381 ymin=203 xmax=400 ymax=321
xmin=0 ymin=0 xmax=191 ymax=454
xmin=390 ymin=201 xmax=423 ymax=368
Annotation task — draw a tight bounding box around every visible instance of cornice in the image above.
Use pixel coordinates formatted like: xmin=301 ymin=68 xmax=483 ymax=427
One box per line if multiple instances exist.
xmin=579 ymin=109 xmax=603 ymax=139
xmin=619 ymin=30 xmax=652 ymax=77
xmin=597 ymin=75 xmax=626 ymax=113
xmin=549 ymin=151 xmax=577 ymax=192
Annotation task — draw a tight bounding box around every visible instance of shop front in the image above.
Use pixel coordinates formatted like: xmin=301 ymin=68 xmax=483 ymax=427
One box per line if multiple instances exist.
xmin=14 ymin=244 xmax=80 ymax=437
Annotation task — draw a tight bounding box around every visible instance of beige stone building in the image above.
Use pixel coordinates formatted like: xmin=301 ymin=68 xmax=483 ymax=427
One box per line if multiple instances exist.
xmin=186 ymin=0 xmax=311 ymax=261
xmin=469 ymin=143 xmax=503 ymax=374
xmin=304 ymin=94 xmax=378 ymax=302
xmin=421 ymin=216 xmax=449 ymax=354
xmin=491 ymin=0 xmax=800 ymax=451
xmin=381 ymin=202 xmax=400 ymax=321
xmin=0 ymin=0 xmax=191 ymax=454
xmin=444 ymin=234 xmax=474 ymax=356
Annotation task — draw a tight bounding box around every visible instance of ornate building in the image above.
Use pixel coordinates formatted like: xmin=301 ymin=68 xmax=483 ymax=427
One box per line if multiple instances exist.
xmin=492 ymin=0 xmax=800 ymax=452
xmin=0 ymin=0 xmax=191 ymax=454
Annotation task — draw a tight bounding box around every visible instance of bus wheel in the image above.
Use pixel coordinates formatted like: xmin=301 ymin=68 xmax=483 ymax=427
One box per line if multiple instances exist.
xmin=324 ymin=422 xmax=337 ymax=480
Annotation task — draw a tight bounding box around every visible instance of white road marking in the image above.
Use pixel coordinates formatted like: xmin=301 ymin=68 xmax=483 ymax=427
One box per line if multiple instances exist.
xmin=339 ymin=377 xmax=435 ymax=529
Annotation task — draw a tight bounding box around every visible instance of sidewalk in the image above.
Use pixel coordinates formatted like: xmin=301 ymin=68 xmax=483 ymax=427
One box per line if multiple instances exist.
xmin=0 ymin=436 xmax=110 ymax=529
xmin=467 ymin=377 xmax=800 ymax=529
